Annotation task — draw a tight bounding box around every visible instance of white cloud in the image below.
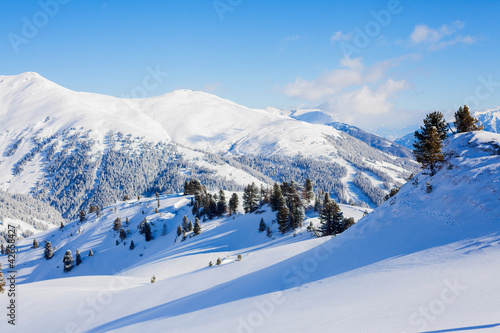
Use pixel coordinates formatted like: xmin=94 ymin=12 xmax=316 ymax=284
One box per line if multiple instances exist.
xmin=409 ymin=21 xmax=477 ymax=50
xmin=331 ymin=31 xmax=353 ymax=43
xmin=281 ymin=56 xmax=417 ymax=131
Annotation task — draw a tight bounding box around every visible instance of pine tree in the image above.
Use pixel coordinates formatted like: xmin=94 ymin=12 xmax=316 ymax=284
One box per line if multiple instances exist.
xmin=217 ymin=190 xmax=228 ymax=216
xmin=413 ymin=113 xmax=445 ymax=176
xmin=151 ymin=275 xmax=156 ymax=283
xmin=44 ymin=241 xmax=54 ymax=259
xmin=144 ymin=222 xmax=152 ymax=242
xmin=184 ymin=180 xmax=190 ymax=195
xmin=258 ymin=218 xmax=266 ymax=232
xmin=76 ymin=249 xmax=82 ymax=266
xmin=342 ymin=217 xmax=356 ymax=231
xmin=270 ymin=183 xmax=282 ymax=211
xmin=119 ymin=228 xmax=127 ymax=241
xmin=188 ymin=221 xmax=194 ymax=232
xmin=243 ymin=183 xmax=260 ymax=213
xmin=79 ymin=209 xmax=86 ymax=223
xmin=276 ymin=195 xmax=290 ymax=234
xmin=33 ymin=238 xmax=39 ymax=249
xmin=302 ymin=178 xmax=314 ymax=203
xmin=182 ymin=216 xmax=189 ymax=232
xmin=260 ymin=184 xmax=269 ymax=204
xmin=113 ymin=218 xmax=122 ymax=232
xmin=60 ymin=222 xmax=64 ymax=229
xmin=161 ymin=223 xmax=168 ymax=236
xmin=319 ymin=198 xmax=344 ymax=236
xmin=266 ymin=226 xmax=272 ymax=238
xmin=454 ymin=105 xmax=483 ymax=133
xmin=216 ymin=257 xmax=222 ymax=265
xmin=63 ymin=250 xmax=74 ymax=272
xmin=0 ymin=263 xmax=6 ymax=294
xmin=194 ymin=218 xmax=202 ymax=235
xmin=291 ymin=206 xmax=305 ymax=230
xmin=89 ymin=249 xmax=94 ymax=257
xmin=129 ymin=241 xmax=135 ymax=250
xmin=95 ymin=206 xmax=102 ymax=217
xmin=228 ymin=193 xmax=239 ymax=216
xmin=177 ymin=225 xmax=182 ymax=237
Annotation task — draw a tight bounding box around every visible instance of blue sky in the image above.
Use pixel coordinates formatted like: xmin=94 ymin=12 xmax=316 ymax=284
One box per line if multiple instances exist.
xmin=1 ymin=0 xmax=499 ymax=137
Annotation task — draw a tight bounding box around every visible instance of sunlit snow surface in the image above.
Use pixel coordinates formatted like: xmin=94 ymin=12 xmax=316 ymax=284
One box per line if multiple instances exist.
xmin=0 ymin=132 xmax=498 ymax=333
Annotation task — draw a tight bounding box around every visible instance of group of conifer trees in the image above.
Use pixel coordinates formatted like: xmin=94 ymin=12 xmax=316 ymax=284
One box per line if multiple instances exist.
xmin=413 ymin=105 xmax=482 ymax=176
xmin=185 ymin=180 xmax=237 ymax=220
xmin=39 ymin=239 xmax=91 ymax=272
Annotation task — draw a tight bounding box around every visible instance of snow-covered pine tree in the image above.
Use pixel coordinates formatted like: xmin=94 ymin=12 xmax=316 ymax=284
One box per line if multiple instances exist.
xmin=76 ymin=249 xmax=82 ymax=266
xmin=259 ymin=218 xmax=266 ymax=232
xmin=319 ymin=195 xmax=344 ymax=236
xmin=44 ymin=241 xmax=54 ymax=259
xmin=182 ymin=216 xmax=189 ymax=232
xmin=63 ymin=250 xmax=73 ymax=272
xmin=303 ymin=178 xmax=314 ymax=203
xmin=119 ymin=228 xmax=127 ymax=241
xmin=243 ymin=183 xmax=259 ymax=213
xmin=217 ymin=189 xmax=227 ymax=216
xmin=113 ymin=218 xmax=122 ymax=232
xmin=193 ymin=218 xmax=202 ymax=235
xmin=266 ymin=226 xmax=272 ymax=238
xmin=79 ymin=209 xmax=86 ymax=223
xmin=455 ymin=105 xmax=483 ymax=133
xmin=270 ymin=183 xmax=282 ymax=211
xmin=277 ymin=195 xmax=290 ymax=234
xmin=144 ymin=222 xmax=152 ymax=242
xmin=228 ymin=193 xmax=239 ymax=216
xmin=33 ymin=238 xmax=39 ymax=249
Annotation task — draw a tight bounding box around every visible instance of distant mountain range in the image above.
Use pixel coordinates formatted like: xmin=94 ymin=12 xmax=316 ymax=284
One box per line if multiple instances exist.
xmin=0 ymin=73 xmax=418 ymax=223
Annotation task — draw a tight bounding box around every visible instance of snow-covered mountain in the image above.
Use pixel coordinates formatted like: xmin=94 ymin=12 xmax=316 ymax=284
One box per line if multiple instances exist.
xmin=475 ymin=108 xmax=500 ymax=133
xmin=1 ymin=131 xmax=498 ymax=332
xmin=277 ymin=108 xmax=413 ymax=158
xmin=0 ymin=73 xmax=419 ymax=219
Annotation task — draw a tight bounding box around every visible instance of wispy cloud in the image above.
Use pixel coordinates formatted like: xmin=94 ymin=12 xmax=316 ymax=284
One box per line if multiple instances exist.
xmin=331 ymin=31 xmax=353 ymax=43
xmin=409 ymin=21 xmax=477 ymax=50
xmin=281 ymin=55 xmax=420 ymax=131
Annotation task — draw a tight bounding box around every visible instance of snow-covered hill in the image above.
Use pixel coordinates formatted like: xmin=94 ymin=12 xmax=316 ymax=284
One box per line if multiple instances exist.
xmin=0 ymin=73 xmax=419 ymax=218
xmin=1 ymin=131 xmax=498 ymax=333
xmin=275 ymin=108 xmax=413 ymax=158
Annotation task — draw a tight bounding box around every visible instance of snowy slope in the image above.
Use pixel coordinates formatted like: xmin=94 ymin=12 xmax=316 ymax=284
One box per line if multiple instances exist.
xmin=1 ymin=131 xmax=498 ymax=333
